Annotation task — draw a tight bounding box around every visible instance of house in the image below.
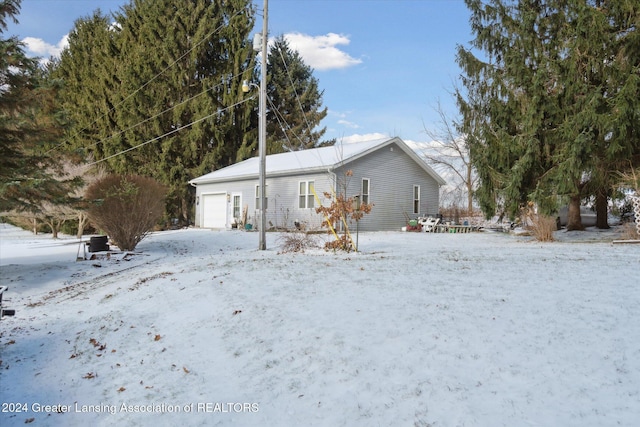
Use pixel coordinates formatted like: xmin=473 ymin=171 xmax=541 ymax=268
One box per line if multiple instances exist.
xmin=188 ymin=137 xmax=446 ymax=231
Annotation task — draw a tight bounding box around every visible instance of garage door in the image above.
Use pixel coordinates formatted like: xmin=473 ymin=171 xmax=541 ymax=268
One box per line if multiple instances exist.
xmin=202 ymin=194 xmax=227 ymax=228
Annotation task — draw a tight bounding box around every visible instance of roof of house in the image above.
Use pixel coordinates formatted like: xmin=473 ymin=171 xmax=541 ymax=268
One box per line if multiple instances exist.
xmin=189 ymin=137 xmax=446 ymax=185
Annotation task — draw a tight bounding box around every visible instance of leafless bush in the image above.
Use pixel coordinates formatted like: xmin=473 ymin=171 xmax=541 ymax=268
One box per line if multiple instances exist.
xmin=85 ymin=175 xmax=166 ymax=251
xmin=315 ymin=170 xmax=373 ymax=252
xmin=277 ymin=232 xmax=319 ymax=253
xmin=529 ymin=214 xmax=557 ymax=242
xmin=522 ymin=203 xmax=556 ymax=242
xmin=620 ymin=222 xmax=639 ymax=240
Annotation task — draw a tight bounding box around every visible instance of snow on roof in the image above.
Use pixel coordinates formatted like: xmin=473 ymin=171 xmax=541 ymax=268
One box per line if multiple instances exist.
xmin=189 ymin=137 xmax=445 ymax=185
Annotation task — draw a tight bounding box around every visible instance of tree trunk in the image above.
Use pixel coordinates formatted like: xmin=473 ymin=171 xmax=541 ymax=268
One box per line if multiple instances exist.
xmin=595 ymin=188 xmax=610 ymax=229
xmin=46 ymin=218 xmax=63 ymax=239
xmin=467 ymin=165 xmax=474 ymax=215
xmin=77 ymin=212 xmax=88 ymax=238
xmin=566 ymin=195 xmax=584 ymax=231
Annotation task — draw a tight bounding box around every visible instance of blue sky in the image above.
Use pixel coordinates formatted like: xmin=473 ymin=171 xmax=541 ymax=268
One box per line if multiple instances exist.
xmin=7 ymin=0 xmax=472 ymax=145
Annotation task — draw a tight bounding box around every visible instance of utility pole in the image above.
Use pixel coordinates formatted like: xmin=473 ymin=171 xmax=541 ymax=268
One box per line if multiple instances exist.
xmin=258 ymin=0 xmax=268 ymax=250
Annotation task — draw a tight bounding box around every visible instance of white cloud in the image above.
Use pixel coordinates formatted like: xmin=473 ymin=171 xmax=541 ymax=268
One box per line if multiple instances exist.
xmin=339 ymin=133 xmax=389 ymax=144
xmin=337 ymin=119 xmax=360 ymax=129
xmin=22 ymin=35 xmax=68 ymax=59
xmin=284 ymin=32 xmax=362 ymax=71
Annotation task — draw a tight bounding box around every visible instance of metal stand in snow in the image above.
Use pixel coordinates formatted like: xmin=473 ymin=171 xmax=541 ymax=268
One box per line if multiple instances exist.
xmin=76 ymin=236 xmax=111 ymax=261
xmin=0 ymin=286 xmax=16 ymax=319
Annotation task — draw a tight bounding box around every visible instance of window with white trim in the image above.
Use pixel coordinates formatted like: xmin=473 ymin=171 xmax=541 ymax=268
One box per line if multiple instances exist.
xmin=299 ymin=181 xmax=315 ymax=209
xmin=362 ymin=178 xmax=370 ymax=204
xmin=233 ymin=195 xmax=241 ymax=221
xmin=413 ymin=185 xmax=420 ymax=214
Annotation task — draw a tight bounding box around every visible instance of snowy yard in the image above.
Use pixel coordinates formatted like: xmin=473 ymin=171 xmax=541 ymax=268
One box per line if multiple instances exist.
xmin=1 ymin=223 xmax=639 ymax=427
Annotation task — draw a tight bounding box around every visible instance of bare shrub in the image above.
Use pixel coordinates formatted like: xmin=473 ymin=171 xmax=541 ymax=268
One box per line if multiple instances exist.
xmin=85 ymin=175 xmax=167 ymax=251
xmin=520 ymin=202 xmax=556 ymax=242
xmin=277 ymin=232 xmax=319 ymax=253
xmin=620 ymin=222 xmax=639 ymax=240
xmin=315 ymin=170 xmax=373 ymax=252
xmin=528 ymin=214 xmax=557 ymax=242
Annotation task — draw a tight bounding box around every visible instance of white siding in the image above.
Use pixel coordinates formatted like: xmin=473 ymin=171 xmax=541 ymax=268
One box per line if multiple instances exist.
xmin=191 ymin=139 xmax=442 ymax=231
xmin=335 ymin=141 xmax=440 ymax=231
xmin=194 ymin=172 xmax=335 ymax=231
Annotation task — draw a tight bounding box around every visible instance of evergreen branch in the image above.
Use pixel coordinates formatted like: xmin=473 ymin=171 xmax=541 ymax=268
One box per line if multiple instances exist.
xmin=85 ymin=97 xmax=255 ymax=167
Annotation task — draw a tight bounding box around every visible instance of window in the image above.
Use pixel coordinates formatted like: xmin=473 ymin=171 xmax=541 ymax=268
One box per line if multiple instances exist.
xmin=299 ymin=181 xmax=315 ymax=209
xmin=255 ymin=185 xmax=268 ymax=209
xmin=233 ymin=195 xmax=241 ymax=221
xmin=413 ymin=185 xmax=420 ymax=214
xmin=362 ymin=178 xmax=370 ymax=204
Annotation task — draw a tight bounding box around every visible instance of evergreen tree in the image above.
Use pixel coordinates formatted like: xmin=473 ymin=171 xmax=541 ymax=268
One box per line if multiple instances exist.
xmin=0 ymin=0 xmax=68 ymax=212
xmin=265 ymin=35 xmax=331 ymax=153
xmin=53 ymin=0 xmax=256 ymax=224
xmin=113 ymin=0 xmax=256 ymax=223
xmin=53 ymin=10 xmax=119 ymax=163
xmin=457 ymin=0 xmax=566 ymax=220
xmin=456 ymin=0 xmax=640 ymax=229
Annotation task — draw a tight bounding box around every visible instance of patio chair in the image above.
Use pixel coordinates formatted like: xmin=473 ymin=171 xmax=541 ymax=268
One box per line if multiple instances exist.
xmin=418 ymin=216 xmax=440 ymax=232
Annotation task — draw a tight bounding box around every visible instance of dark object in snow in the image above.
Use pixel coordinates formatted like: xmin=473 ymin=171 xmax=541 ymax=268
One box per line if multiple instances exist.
xmin=0 ymin=286 xmax=16 ymax=319
xmin=89 ymin=236 xmax=110 ymax=253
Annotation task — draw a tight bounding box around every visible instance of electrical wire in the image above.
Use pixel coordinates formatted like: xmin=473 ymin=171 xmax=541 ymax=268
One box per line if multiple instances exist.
xmin=276 ymin=44 xmax=318 ymax=147
xmin=84 ymin=96 xmax=255 ymax=167
xmin=54 ymin=70 xmax=250 ymax=155
xmin=48 ymin=6 xmax=250 ymax=155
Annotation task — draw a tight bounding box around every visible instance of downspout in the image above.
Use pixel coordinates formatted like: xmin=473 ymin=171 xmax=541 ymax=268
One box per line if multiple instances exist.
xmin=189 ymin=180 xmax=199 ymax=227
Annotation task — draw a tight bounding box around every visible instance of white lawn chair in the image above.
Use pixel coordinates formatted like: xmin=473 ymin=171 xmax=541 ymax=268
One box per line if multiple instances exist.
xmin=418 ymin=216 xmax=440 ymax=232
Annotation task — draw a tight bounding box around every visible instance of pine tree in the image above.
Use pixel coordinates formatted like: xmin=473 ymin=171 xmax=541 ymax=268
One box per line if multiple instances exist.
xmin=457 ymin=0 xmax=566 ymax=220
xmin=456 ymin=0 xmax=640 ymax=229
xmin=0 ymin=0 xmax=68 ymax=213
xmin=112 ymin=0 xmax=256 ymax=222
xmin=53 ymin=0 xmax=256 ymax=224
xmin=265 ymin=35 xmax=331 ymax=153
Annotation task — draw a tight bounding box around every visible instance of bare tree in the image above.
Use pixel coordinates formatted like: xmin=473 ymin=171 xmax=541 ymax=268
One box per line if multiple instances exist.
xmin=68 ymin=162 xmax=107 ymax=238
xmin=3 ymin=160 xmax=108 ymax=238
xmin=420 ymin=101 xmax=476 ymax=215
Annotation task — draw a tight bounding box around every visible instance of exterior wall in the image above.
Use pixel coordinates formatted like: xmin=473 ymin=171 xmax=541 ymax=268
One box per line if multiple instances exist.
xmin=335 ymin=142 xmax=440 ymax=231
xmin=193 ymin=141 xmax=441 ymax=231
xmin=193 ymin=171 xmax=335 ymax=230
xmin=263 ymin=171 xmax=335 ymax=231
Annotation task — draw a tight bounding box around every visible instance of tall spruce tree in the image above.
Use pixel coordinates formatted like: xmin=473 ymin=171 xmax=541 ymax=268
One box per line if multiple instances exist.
xmin=457 ymin=0 xmax=640 ymax=229
xmin=53 ymin=11 xmax=119 ymax=163
xmin=457 ymin=0 xmax=566 ymax=221
xmin=0 ymin=0 xmax=68 ymax=212
xmin=265 ymin=35 xmax=331 ymax=153
xmin=53 ymin=0 xmax=256 ymax=224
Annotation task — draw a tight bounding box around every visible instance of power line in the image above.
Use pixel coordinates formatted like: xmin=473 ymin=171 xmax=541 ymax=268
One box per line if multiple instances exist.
xmin=85 ymin=96 xmax=255 ymax=167
xmin=58 ymin=70 xmax=250 ymax=156
xmin=48 ymin=6 xmax=250 ymax=154
xmin=277 ymin=43 xmax=318 ymax=146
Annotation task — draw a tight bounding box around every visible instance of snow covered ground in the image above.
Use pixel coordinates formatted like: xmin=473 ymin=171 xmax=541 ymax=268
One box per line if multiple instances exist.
xmin=1 ymin=223 xmax=639 ymax=427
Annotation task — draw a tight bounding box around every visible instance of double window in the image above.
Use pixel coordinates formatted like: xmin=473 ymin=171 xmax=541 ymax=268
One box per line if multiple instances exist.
xmin=299 ymin=181 xmax=315 ymax=209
